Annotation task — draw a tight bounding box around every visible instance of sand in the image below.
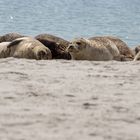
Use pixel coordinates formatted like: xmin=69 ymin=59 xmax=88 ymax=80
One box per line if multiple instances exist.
xmin=0 ymin=58 xmax=140 ymax=140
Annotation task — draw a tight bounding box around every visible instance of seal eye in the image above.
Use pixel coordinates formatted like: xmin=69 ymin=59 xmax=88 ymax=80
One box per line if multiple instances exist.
xmin=76 ymin=42 xmax=81 ymax=45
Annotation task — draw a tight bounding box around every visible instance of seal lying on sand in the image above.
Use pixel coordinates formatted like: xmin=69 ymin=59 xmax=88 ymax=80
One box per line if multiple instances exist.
xmin=35 ymin=34 xmax=71 ymax=59
xmin=0 ymin=42 xmax=11 ymax=58
xmin=67 ymin=37 xmax=121 ymax=61
xmin=7 ymin=37 xmax=52 ymax=60
xmin=89 ymin=36 xmax=134 ymax=61
xmin=0 ymin=33 xmax=25 ymax=43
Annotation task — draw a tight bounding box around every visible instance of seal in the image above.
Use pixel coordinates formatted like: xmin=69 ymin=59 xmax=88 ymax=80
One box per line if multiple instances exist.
xmin=35 ymin=33 xmax=71 ymax=59
xmin=67 ymin=37 xmax=120 ymax=61
xmin=7 ymin=37 xmax=52 ymax=60
xmin=89 ymin=36 xmax=134 ymax=61
xmin=0 ymin=33 xmax=25 ymax=43
xmin=0 ymin=42 xmax=11 ymax=58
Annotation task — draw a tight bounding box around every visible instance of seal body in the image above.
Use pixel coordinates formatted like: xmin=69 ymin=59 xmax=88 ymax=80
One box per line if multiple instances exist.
xmin=89 ymin=36 xmax=134 ymax=61
xmin=0 ymin=33 xmax=25 ymax=43
xmin=7 ymin=37 xmax=52 ymax=60
xmin=35 ymin=34 xmax=71 ymax=59
xmin=67 ymin=38 xmax=120 ymax=61
xmin=0 ymin=42 xmax=11 ymax=58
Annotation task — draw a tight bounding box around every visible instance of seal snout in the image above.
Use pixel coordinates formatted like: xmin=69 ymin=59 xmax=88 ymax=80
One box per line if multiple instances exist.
xmin=68 ymin=45 xmax=74 ymax=50
xmin=67 ymin=44 xmax=78 ymax=53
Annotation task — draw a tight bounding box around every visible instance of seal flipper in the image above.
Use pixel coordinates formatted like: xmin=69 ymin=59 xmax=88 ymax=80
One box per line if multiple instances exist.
xmin=7 ymin=39 xmax=23 ymax=48
xmin=134 ymin=51 xmax=140 ymax=61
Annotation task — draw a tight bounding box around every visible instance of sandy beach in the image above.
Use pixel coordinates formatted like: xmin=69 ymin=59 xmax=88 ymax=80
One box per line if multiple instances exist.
xmin=0 ymin=58 xmax=140 ymax=140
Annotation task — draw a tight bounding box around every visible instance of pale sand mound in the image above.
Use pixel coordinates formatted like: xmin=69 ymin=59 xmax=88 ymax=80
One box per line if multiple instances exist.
xmin=0 ymin=58 xmax=140 ymax=140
